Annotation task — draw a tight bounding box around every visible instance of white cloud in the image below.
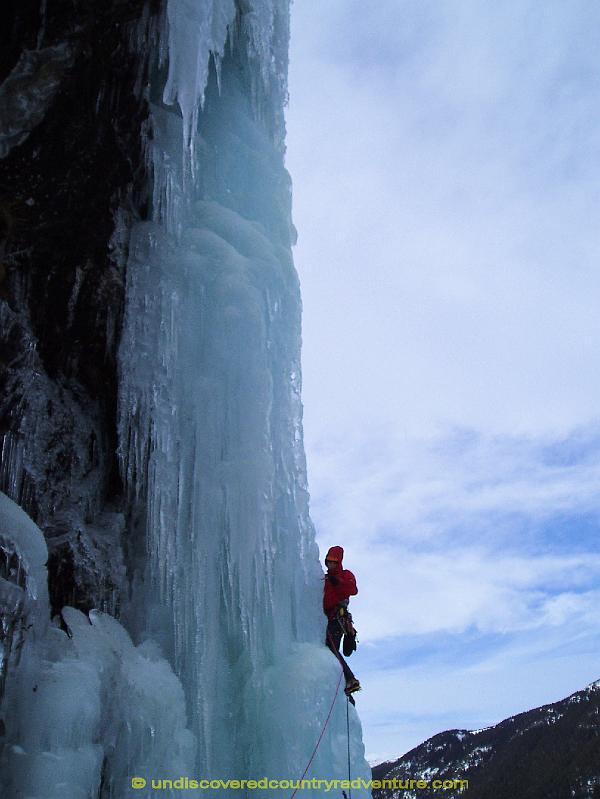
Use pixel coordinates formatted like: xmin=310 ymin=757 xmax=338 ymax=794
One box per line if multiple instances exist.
xmin=310 ymin=427 xmax=600 ymax=545
xmin=309 ymin=425 xmax=600 ymax=759
xmin=287 ymin=0 xmax=600 ymax=765
xmin=359 ymin=621 xmax=600 ymax=761
xmin=288 ymin=0 xmax=600 ymax=441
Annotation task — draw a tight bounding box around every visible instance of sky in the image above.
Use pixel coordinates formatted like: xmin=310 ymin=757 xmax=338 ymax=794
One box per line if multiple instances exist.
xmin=285 ymin=0 xmax=600 ymax=763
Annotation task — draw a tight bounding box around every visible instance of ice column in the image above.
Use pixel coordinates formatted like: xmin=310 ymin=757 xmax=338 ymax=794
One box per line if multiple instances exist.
xmin=118 ymin=0 xmax=371 ymax=792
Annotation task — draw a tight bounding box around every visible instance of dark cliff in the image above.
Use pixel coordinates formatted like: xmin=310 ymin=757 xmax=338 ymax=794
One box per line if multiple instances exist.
xmin=0 ymin=0 xmax=158 ymax=617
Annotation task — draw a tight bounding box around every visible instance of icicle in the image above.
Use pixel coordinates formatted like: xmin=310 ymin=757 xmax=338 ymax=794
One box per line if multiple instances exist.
xmin=113 ymin=0 xmax=371 ymax=792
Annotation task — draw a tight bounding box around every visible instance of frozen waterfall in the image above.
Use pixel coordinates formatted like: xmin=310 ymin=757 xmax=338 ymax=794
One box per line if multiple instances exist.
xmin=118 ymin=0 xmax=370 ymax=787
xmin=0 ymin=1 xmax=370 ymax=796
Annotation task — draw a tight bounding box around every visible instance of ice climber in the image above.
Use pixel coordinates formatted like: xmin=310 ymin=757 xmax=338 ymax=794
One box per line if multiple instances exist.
xmin=323 ymin=545 xmax=361 ymax=698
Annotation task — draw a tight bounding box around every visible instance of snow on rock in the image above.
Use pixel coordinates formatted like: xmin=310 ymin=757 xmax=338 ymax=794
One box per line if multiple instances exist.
xmin=0 ymin=490 xmax=48 ymax=607
xmin=1 ymin=491 xmax=49 ymax=705
xmin=0 ymin=494 xmax=194 ymax=799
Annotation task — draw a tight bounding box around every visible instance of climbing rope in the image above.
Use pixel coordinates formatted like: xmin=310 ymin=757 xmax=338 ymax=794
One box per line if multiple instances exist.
xmin=290 ymin=669 xmax=344 ymax=799
xmin=326 ymin=625 xmax=355 ymax=799
xmin=326 ymin=627 xmax=349 ymax=675
xmin=346 ymin=696 xmax=352 ymax=799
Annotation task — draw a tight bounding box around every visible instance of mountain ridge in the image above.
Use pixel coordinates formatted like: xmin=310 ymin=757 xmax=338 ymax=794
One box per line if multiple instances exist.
xmin=372 ymin=678 xmax=600 ymax=798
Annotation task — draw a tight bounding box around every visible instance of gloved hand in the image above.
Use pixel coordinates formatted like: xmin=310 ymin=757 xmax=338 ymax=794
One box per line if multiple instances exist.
xmin=326 ymin=573 xmax=339 ymax=586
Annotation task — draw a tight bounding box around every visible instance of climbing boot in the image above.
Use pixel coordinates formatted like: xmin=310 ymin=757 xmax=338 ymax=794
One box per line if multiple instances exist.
xmin=344 ymin=678 xmax=361 ymax=696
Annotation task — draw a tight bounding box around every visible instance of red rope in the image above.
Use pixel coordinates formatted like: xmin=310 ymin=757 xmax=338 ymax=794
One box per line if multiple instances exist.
xmin=290 ymin=669 xmax=344 ymax=799
xmin=326 ymin=626 xmax=349 ymax=673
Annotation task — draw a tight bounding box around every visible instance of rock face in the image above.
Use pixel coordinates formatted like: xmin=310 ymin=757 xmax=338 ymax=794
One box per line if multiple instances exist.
xmin=0 ymin=0 xmax=158 ymax=617
xmin=372 ymin=681 xmax=600 ymax=799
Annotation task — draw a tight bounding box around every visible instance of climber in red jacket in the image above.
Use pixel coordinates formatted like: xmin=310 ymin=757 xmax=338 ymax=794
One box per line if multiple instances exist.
xmin=323 ymin=545 xmax=361 ymax=698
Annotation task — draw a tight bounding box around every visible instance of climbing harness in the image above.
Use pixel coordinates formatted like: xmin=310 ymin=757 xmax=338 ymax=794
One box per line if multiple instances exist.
xmin=343 ymin=617 xmax=357 ymax=657
xmin=335 ymin=605 xmax=358 ymax=657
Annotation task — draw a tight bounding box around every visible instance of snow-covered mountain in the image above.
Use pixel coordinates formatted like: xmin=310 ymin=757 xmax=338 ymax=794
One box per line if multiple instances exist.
xmin=0 ymin=2 xmax=370 ymax=796
xmin=372 ymin=680 xmax=600 ymax=799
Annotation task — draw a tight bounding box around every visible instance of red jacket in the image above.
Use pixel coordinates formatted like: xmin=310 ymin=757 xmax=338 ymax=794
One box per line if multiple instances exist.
xmin=323 ymin=545 xmax=357 ymax=619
